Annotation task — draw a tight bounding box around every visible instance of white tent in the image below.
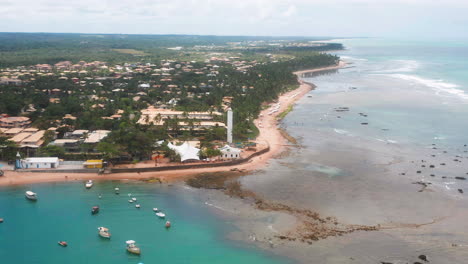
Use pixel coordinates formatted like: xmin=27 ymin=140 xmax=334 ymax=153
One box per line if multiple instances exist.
xmin=167 ymin=142 xmax=200 ymax=162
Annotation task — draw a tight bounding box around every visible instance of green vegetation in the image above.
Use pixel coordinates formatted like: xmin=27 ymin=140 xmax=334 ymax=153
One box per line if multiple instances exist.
xmin=0 ymin=33 xmax=342 ymax=161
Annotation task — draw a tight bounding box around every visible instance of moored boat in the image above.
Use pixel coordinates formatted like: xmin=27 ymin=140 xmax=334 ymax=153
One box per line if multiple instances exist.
xmin=0 ymin=218 xmax=4 ymax=223
xmin=128 ymin=199 xmax=134 ymax=203
xmin=165 ymin=221 xmax=171 ymax=228
xmin=156 ymin=212 xmax=165 ymax=218
xmin=132 ymin=197 xmax=137 ymax=201
xmin=135 ymin=204 xmax=141 ymax=208
xmin=126 ymin=240 xmax=141 ymax=255
xmin=98 ymin=227 xmax=111 ymax=238
xmin=115 ymin=187 xmax=120 ymax=194
xmin=85 ymin=180 xmax=93 ymax=189
xmin=91 ymin=206 xmax=99 ymax=214
xmin=58 ymin=241 xmax=68 ymax=247
xmin=152 ymin=208 xmax=158 ymax=212
xmin=25 ymin=191 xmax=37 ymax=201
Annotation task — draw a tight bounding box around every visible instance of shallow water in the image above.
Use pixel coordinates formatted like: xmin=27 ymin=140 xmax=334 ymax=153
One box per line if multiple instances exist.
xmin=239 ymin=38 xmax=468 ymax=263
xmin=0 ymin=182 xmax=288 ymax=264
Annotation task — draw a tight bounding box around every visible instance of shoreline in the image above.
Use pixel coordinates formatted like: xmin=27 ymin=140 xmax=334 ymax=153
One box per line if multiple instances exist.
xmin=0 ymin=61 xmax=345 ymax=187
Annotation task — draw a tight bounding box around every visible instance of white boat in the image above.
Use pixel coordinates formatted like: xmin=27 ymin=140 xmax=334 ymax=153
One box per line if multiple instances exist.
xmin=98 ymin=227 xmax=111 ymax=238
xmin=135 ymin=204 xmax=141 ymax=208
xmin=126 ymin=240 xmax=141 ymax=255
xmin=156 ymin=212 xmax=165 ymax=218
xmin=114 ymin=187 xmax=120 ymax=194
xmin=165 ymin=221 xmax=171 ymax=228
xmin=132 ymin=197 xmax=137 ymax=201
xmin=152 ymin=208 xmax=158 ymax=212
xmin=85 ymin=180 xmax=93 ymax=189
xmin=25 ymin=191 xmax=37 ymax=201
xmin=128 ymin=199 xmax=134 ymax=203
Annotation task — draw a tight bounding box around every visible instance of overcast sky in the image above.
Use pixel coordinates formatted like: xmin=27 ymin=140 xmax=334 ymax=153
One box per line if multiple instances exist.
xmin=1 ymin=0 xmax=467 ymax=39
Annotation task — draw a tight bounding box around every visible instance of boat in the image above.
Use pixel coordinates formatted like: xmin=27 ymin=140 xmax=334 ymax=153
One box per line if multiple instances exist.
xmin=58 ymin=241 xmax=68 ymax=247
xmin=126 ymin=240 xmax=141 ymax=255
xmin=132 ymin=197 xmax=137 ymax=201
xmin=135 ymin=204 xmax=141 ymax=208
xmin=128 ymin=199 xmax=134 ymax=203
xmin=0 ymin=218 xmax=4 ymax=223
xmin=156 ymin=212 xmax=165 ymax=218
xmin=85 ymin=180 xmax=93 ymax=189
xmin=152 ymin=208 xmax=158 ymax=212
xmin=165 ymin=221 xmax=171 ymax=228
xmin=25 ymin=191 xmax=37 ymax=201
xmin=115 ymin=187 xmax=120 ymax=194
xmin=98 ymin=227 xmax=111 ymax=238
xmin=91 ymin=206 xmax=99 ymax=215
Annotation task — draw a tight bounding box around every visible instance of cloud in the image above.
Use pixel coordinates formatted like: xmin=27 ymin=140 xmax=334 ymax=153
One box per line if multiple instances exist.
xmin=0 ymin=0 xmax=467 ymax=37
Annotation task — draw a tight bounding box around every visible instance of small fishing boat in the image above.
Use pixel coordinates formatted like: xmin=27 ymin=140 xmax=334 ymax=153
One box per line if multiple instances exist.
xmin=132 ymin=197 xmax=137 ymax=201
xmin=165 ymin=221 xmax=171 ymax=228
xmin=25 ymin=191 xmax=37 ymax=201
xmin=85 ymin=180 xmax=93 ymax=189
xmin=58 ymin=241 xmax=68 ymax=247
xmin=91 ymin=206 xmax=99 ymax=215
xmin=0 ymin=218 xmax=4 ymax=223
xmin=98 ymin=227 xmax=111 ymax=238
xmin=115 ymin=187 xmax=120 ymax=194
xmin=126 ymin=240 xmax=141 ymax=255
xmin=135 ymin=204 xmax=141 ymax=208
xmin=128 ymin=199 xmax=134 ymax=203
xmin=156 ymin=212 xmax=165 ymax=218
xmin=152 ymin=208 xmax=158 ymax=212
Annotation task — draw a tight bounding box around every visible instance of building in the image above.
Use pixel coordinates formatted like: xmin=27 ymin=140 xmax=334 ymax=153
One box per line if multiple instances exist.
xmin=21 ymin=157 xmax=60 ymax=169
xmin=83 ymin=160 xmax=103 ymax=169
xmin=0 ymin=116 xmax=31 ymax=129
xmin=137 ymin=106 xmax=222 ymax=125
xmin=219 ymin=145 xmax=242 ymax=159
xmin=83 ymin=130 xmax=111 ymax=144
xmin=50 ymin=139 xmax=80 ymax=152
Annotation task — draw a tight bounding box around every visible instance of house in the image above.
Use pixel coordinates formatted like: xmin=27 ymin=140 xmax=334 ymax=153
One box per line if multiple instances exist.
xmin=0 ymin=116 xmax=31 ymax=128
xmin=21 ymin=157 xmax=60 ymax=169
xmin=219 ymin=145 xmax=242 ymax=159
xmin=50 ymin=139 xmax=80 ymax=152
xmin=83 ymin=130 xmax=111 ymax=144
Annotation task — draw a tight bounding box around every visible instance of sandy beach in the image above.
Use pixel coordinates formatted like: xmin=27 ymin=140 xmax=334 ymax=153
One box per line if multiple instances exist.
xmin=0 ymin=62 xmax=345 ymax=187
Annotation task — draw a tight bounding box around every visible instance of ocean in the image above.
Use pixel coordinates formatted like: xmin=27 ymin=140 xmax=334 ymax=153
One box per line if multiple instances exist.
xmin=239 ymin=38 xmax=468 ymax=263
xmin=0 ymin=182 xmax=287 ymax=264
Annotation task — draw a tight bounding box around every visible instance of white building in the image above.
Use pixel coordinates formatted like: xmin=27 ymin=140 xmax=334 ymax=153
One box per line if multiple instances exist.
xmin=21 ymin=157 xmax=60 ymax=169
xmin=219 ymin=145 xmax=241 ymax=159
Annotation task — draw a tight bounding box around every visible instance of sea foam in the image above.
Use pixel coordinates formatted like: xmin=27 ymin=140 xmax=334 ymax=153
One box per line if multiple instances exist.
xmin=382 ymin=73 xmax=468 ymax=101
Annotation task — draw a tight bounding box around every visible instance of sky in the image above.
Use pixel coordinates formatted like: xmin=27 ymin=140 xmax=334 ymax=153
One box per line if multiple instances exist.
xmin=0 ymin=0 xmax=467 ymax=39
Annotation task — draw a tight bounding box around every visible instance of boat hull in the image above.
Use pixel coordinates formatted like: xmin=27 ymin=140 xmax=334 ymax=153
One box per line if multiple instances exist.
xmin=99 ymin=232 xmax=111 ymax=238
xmin=25 ymin=195 xmax=37 ymax=201
xmin=127 ymin=247 xmax=141 ymax=255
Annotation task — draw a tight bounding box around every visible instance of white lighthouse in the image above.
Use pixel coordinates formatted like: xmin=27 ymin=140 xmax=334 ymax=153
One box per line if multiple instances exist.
xmin=227 ymin=108 xmax=233 ymax=144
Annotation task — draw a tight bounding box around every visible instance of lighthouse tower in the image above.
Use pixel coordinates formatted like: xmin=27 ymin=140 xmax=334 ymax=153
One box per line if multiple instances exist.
xmin=227 ymin=108 xmax=233 ymax=144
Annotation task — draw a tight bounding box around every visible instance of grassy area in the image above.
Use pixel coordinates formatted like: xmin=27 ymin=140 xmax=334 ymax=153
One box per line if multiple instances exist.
xmin=112 ymin=49 xmax=149 ymax=55
xmin=277 ymin=105 xmax=294 ymax=120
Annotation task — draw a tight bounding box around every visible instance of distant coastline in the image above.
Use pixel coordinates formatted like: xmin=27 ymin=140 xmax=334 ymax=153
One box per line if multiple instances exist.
xmin=0 ymin=62 xmax=345 ymax=187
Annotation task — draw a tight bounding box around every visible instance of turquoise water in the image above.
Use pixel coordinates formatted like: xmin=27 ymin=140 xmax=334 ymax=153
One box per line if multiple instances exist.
xmin=298 ymin=38 xmax=468 ymax=149
xmin=0 ymin=182 xmax=287 ymax=264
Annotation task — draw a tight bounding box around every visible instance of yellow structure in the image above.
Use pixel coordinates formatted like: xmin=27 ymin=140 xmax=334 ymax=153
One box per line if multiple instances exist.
xmin=83 ymin=160 xmax=103 ymax=169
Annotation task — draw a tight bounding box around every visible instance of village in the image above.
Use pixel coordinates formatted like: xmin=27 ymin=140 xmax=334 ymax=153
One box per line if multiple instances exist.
xmin=0 ymin=55 xmax=267 ymax=172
